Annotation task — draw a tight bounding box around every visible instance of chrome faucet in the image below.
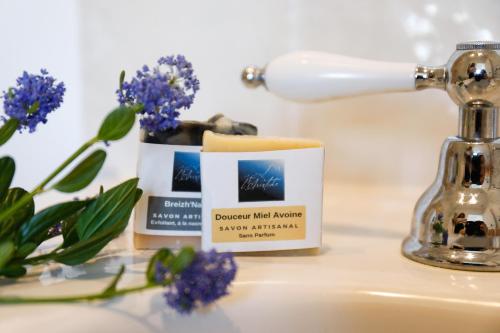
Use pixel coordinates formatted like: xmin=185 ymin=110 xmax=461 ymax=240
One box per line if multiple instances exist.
xmin=242 ymin=41 xmax=500 ymax=271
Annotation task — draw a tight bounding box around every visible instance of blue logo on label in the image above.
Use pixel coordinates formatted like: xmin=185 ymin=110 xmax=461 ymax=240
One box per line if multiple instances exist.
xmin=238 ymin=159 xmax=285 ymax=202
xmin=172 ymin=151 xmax=201 ymax=192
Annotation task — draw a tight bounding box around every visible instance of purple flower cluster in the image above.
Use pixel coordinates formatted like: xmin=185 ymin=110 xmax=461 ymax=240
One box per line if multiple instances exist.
xmin=117 ymin=55 xmax=200 ymax=133
xmin=156 ymin=249 xmax=237 ymax=314
xmin=1 ymin=69 xmax=65 ymax=132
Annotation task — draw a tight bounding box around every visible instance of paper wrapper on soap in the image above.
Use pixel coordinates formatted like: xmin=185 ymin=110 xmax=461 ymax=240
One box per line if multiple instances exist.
xmin=201 ymin=131 xmax=324 ymax=255
xmin=134 ymin=115 xmax=257 ymax=250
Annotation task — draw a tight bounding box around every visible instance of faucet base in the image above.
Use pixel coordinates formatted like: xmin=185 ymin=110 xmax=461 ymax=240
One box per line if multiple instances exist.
xmin=402 ymin=236 xmax=500 ymax=271
xmin=402 ymin=136 xmax=500 ymax=272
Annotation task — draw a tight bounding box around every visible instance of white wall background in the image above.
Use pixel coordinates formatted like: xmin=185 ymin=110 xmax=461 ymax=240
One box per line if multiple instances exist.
xmin=1 ymin=0 xmax=500 ymax=196
xmin=0 ymin=0 xmax=82 ymax=192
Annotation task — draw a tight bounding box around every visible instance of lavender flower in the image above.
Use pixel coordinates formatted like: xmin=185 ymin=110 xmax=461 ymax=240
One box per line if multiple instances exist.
xmin=156 ymin=249 xmax=237 ymax=314
xmin=117 ymin=55 xmax=200 ymax=133
xmin=155 ymin=259 xmax=170 ymax=284
xmin=47 ymin=221 xmax=62 ymax=238
xmin=1 ymin=69 xmax=65 ymax=132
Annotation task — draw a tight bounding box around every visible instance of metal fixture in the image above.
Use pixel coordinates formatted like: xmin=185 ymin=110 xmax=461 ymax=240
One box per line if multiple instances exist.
xmin=242 ymin=41 xmax=500 ymax=271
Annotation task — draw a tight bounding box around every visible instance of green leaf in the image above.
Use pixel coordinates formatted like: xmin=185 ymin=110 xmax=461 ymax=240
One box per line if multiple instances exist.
xmin=53 ymin=179 xmax=140 ymax=266
xmin=0 ymin=240 xmax=15 ymax=269
xmin=26 ymin=101 xmax=39 ymax=114
xmin=53 ymin=150 xmax=107 ymax=193
xmin=146 ymin=248 xmax=174 ymax=284
xmin=97 ymin=106 xmax=137 ymax=142
xmin=76 ymin=178 xmax=139 ymax=241
xmin=103 ymin=264 xmax=125 ymax=294
xmin=0 ymin=157 xmax=15 ymax=202
xmin=14 ymin=242 xmax=37 ymax=260
xmin=170 ymin=247 xmax=196 ymax=275
xmin=0 ymin=265 xmax=27 ymax=278
xmin=60 ymin=197 xmax=95 ymax=248
xmin=0 ymin=119 xmax=19 ymax=147
xmin=19 ymin=200 xmax=88 ymax=245
xmin=61 ymin=210 xmax=82 ymax=248
xmin=0 ymin=188 xmax=35 ymax=240
xmin=54 ymin=224 xmax=121 ymax=265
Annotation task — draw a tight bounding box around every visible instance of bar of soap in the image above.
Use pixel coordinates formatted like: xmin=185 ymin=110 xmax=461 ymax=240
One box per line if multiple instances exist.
xmin=203 ymin=131 xmax=323 ymax=152
xmin=134 ymin=115 xmax=257 ymax=251
xmin=202 ymin=131 xmax=323 ymax=256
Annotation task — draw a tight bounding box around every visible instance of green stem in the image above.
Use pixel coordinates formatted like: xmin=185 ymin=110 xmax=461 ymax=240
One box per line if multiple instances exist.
xmin=0 ymin=137 xmax=99 ymax=224
xmin=37 ymin=136 xmax=99 ymax=191
xmin=0 ymin=284 xmax=158 ymax=304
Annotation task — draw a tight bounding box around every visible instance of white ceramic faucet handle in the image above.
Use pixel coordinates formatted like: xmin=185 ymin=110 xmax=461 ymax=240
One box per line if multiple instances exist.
xmin=242 ymin=51 xmax=417 ymax=102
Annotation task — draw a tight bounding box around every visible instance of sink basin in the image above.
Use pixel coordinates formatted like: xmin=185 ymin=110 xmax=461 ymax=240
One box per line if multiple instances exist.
xmin=2 ymin=184 xmax=500 ymax=333
xmin=3 ymin=286 xmax=499 ymax=333
xmin=212 ymin=288 xmax=500 ymax=333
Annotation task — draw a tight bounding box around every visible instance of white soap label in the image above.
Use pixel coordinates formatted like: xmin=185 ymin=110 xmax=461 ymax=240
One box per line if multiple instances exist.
xmin=134 ymin=143 xmax=202 ymax=236
xmin=201 ymin=148 xmax=324 ymax=252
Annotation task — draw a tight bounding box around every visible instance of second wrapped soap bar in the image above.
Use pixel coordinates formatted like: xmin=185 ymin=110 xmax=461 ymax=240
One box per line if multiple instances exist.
xmin=134 ymin=115 xmax=257 ymax=250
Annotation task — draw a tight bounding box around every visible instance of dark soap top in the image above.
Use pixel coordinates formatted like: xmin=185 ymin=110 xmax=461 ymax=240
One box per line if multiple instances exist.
xmin=140 ymin=114 xmax=258 ymax=146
